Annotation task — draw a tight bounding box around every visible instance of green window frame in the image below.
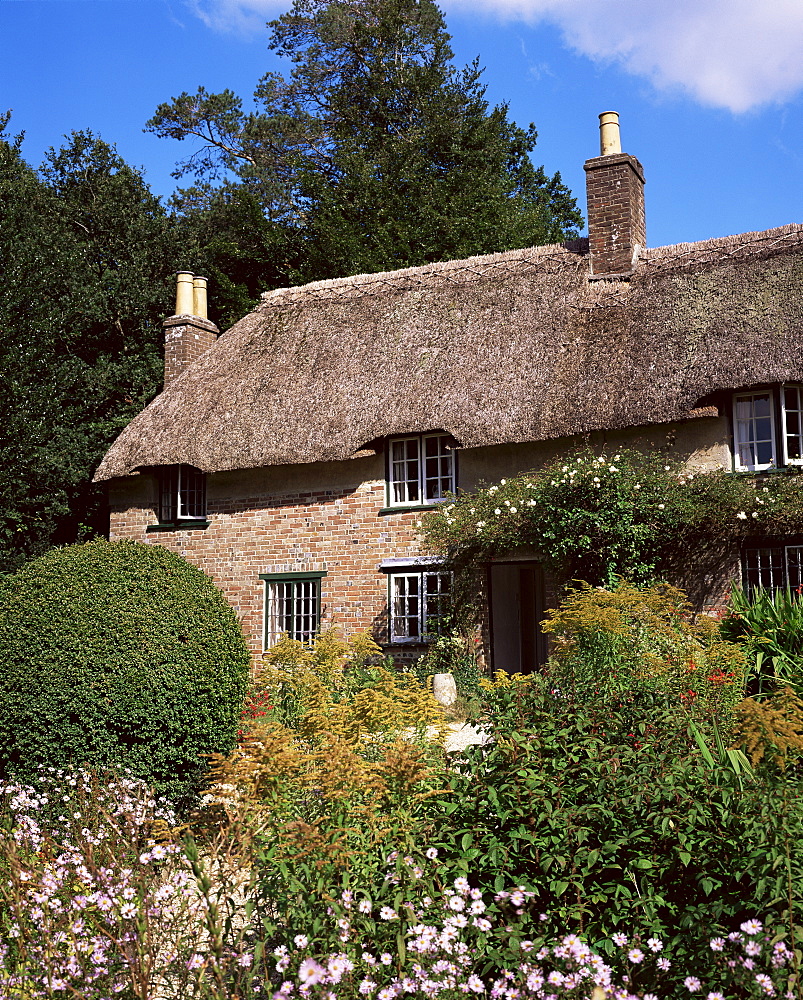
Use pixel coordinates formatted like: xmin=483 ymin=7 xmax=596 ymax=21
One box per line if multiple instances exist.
xmin=260 ymin=572 xmax=326 ymax=649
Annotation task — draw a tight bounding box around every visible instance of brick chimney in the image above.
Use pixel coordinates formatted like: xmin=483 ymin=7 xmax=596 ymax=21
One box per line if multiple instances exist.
xmin=163 ymin=272 xmax=219 ymax=388
xmin=584 ymin=112 xmax=645 ymax=278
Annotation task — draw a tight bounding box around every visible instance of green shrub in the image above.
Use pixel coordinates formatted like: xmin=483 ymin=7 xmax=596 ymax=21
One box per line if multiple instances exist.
xmin=433 ymin=673 xmax=803 ymax=992
xmin=542 ymin=579 xmax=748 ymax=734
xmin=721 ymin=586 xmax=803 ymax=697
xmin=421 ymin=447 xmax=803 ymax=591
xmin=0 ymin=539 xmax=250 ymax=804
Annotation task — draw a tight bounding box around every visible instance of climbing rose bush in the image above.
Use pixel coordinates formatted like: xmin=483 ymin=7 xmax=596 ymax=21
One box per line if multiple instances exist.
xmin=421 ymin=447 xmax=803 ymax=587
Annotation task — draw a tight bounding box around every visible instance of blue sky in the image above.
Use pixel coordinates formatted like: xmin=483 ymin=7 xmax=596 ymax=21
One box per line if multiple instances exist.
xmin=2 ymin=0 xmax=802 ymax=252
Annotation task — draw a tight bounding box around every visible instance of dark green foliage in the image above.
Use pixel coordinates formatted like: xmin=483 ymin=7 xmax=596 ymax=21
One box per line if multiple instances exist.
xmin=722 ymin=586 xmax=803 ymax=697
xmin=148 ymin=0 xmax=582 ymax=292
xmin=422 ymin=447 xmax=803 ymax=595
xmin=0 ymin=540 xmax=250 ymax=804
xmin=430 ymin=672 xmax=803 ymax=992
xmin=0 ymin=118 xmax=189 ymax=575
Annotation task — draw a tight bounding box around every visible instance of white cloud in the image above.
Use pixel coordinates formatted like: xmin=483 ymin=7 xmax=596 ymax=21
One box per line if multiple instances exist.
xmin=443 ymin=0 xmax=803 ymax=112
xmin=186 ymin=0 xmax=286 ymax=35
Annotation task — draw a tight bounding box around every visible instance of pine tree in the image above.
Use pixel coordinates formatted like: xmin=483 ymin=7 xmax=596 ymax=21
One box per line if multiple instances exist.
xmin=148 ymin=0 xmax=582 ymax=286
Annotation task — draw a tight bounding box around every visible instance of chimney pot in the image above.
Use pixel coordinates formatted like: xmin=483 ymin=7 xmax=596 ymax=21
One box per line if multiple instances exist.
xmin=599 ymin=111 xmax=621 ymax=156
xmin=193 ymin=276 xmax=209 ymax=321
xmin=164 ymin=272 xmax=218 ymax=388
xmin=175 ymin=271 xmax=195 ymax=316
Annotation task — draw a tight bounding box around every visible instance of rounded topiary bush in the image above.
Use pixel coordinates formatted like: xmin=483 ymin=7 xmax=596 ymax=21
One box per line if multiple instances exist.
xmin=0 ymin=539 xmax=250 ymax=804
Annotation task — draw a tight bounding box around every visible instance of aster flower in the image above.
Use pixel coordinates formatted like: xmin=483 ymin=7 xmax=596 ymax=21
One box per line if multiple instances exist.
xmin=755 ymin=973 xmax=775 ymax=995
xmin=684 ymin=978 xmax=702 ymax=993
xmin=741 ymin=919 xmax=763 ymax=935
xmin=299 ymin=958 xmax=325 ymax=985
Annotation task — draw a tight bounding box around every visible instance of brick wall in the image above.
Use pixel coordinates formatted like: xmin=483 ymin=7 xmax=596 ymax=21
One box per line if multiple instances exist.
xmin=584 ymin=152 xmax=646 ymax=276
xmin=109 ymin=455 xmax=432 ymax=660
xmin=163 ymin=316 xmax=219 ymax=388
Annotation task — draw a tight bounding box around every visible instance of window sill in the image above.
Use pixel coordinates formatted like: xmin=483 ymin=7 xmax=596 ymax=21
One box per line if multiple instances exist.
xmin=146 ymin=520 xmax=211 ymax=532
xmin=378 ymin=504 xmax=443 ymax=516
xmin=731 ymin=467 xmax=803 ymax=477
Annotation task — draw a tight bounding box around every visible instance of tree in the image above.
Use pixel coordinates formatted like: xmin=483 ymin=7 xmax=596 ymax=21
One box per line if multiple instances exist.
xmin=0 ymin=118 xmax=186 ymax=574
xmin=148 ymin=0 xmax=582 ymax=284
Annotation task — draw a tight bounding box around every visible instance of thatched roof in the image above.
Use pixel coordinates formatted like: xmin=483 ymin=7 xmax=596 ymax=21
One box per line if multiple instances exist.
xmin=95 ymin=223 xmax=803 ymax=482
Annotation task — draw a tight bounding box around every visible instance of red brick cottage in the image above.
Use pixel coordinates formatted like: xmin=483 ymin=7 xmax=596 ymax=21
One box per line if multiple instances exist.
xmin=95 ymin=114 xmax=803 ymax=670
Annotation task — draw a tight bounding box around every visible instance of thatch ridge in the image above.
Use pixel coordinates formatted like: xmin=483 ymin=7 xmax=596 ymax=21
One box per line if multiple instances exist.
xmin=95 ymin=223 xmax=803 ymax=483
xmin=259 ymin=241 xmax=584 ymax=306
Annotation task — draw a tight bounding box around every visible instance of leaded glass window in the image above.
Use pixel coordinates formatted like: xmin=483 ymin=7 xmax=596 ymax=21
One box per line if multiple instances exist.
xmin=263 ymin=576 xmax=322 ymax=647
xmin=389 ymin=570 xmax=451 ymax=643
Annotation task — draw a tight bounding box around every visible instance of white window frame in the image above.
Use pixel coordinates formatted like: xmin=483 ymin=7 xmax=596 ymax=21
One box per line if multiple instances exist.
xmin=387 ymin=433 xmax=456 ymax=507
xmin=732 ymin=385 xmax=803 ymax=472
xmin=261 ymin=573 xmax=325 ymax=649
xmin=159 ymin=465 xmax=206 ymax=523
xmin=388 ymin=567 xmax=452 ymax=644
xmin=781 ymin=385 xmax=803 ymax=467
xmin=742 ymin=544 xmax=803 ymax=596
xmin=733 ymin=390 xmax=777 ymax=472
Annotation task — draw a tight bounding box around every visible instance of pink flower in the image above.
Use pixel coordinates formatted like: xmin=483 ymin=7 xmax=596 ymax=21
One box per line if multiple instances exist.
xmin=755 ymin=973 xmax=775 ymax=995
xmin=684 ymin=976 xmax=702 ymax=992
xmin=299 ymin=958 xmax=325 ymax=984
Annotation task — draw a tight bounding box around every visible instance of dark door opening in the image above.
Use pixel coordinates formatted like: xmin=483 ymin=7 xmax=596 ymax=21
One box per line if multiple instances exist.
xmin=489 ymin=562 xmax=547 ymax=674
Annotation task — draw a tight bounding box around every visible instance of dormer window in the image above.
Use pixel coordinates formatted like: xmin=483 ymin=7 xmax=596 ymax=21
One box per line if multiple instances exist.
xmin=387 ymin=434 xmax=456 ymax=506
xmin=733 ymin=386 xmax=803 ymax=472
xmin=159 ymin=465 xmax=206 ymax=523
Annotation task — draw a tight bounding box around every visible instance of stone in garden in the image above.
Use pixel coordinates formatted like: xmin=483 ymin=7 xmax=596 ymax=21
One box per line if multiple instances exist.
xmin=432 ymin=673 xmax=457 ymax=707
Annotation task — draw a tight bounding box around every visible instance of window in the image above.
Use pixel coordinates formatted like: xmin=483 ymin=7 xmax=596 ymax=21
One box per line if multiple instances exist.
xmin=782 ymin=385 xmax=803 ymax=466
xmin=159 ymin=465 xmax=206 ymax=523
xmin=743 ymin=544 xmax=803 ymax=596
xmin=261 ymin=573 xmax=325 ymax=648
xmin=733 ymin=385 xmax=803 ymax=471
xmin=388 ymin=434 xmax=455 ymax=506
xmin=388 ymin=569 xmax=451 ymax=644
